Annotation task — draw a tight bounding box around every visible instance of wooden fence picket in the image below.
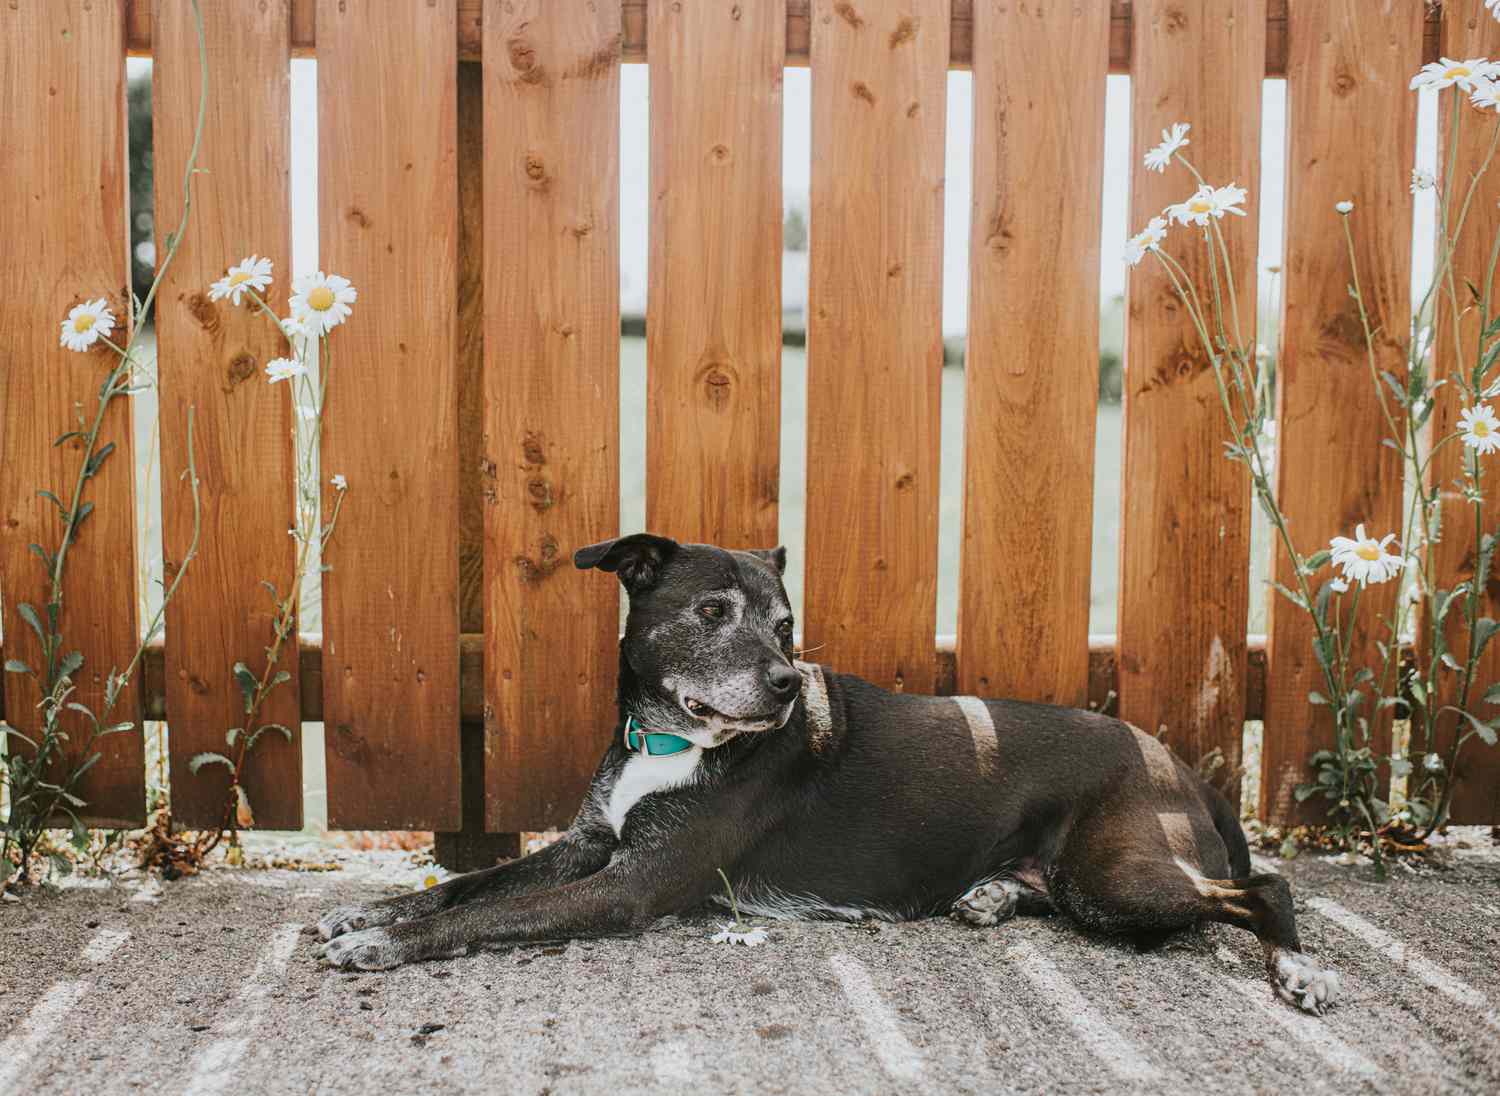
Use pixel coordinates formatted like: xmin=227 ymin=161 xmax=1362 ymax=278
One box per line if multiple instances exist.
xmin=316 ymin=0 xmax=461 ymax=829
xmin=1262 ymin=0 xmax=1419 ymax=824
xmin=483 ymin=0 xmax=623 ymax=833
xmin=804 ymin=0 xmax=948 ymax=693
xmin=957 ymin=0 xmax=1108 ymax=706
xmin=0 ymin=0 xmax=142 ymax=826
xmin=1118 ymin=0 xmax=1264 ymax=796
xmin=1430 ymin=2 xmax=1500 ymax=823
xmin=645 ymin=0 xmax=785 ymax=549
xmin=152 ymin=0 xmax=302 ymax=830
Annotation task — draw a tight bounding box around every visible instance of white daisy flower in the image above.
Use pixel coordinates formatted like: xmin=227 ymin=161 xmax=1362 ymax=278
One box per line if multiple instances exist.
xmin=1411 ymin=168 xmax=1435 ymax=193
xmin=59 ymin=298 xmax=116 ymax=352
xmin=1329 ymin=523 xmax=1405 ymax=587
xmin=710 ymin=923 xmax=768 ymax=947
xmin=290 ymin=271 xmax=357 ymax=335
xmin=1334 ymin=200 xmax=1354 ymax=214
xmin=1124 ymin=216 xmax=1169 ymax=267
xmin=281 ymin=314 xmax=311 ymax=341
xmin=1143 ymin=122 xmax=1191 ymax=173
xmin=1473 ymin=78 xmax=1500 ymax=111
xmin=1488 ymin=0 xmax=1500 ymax=23
xmin=1410 ymin=57 xmax=1495 ymax=93
xmin=1166 ymin=183 xmax=1248 ymax=227
xmin=1459 ymin=403 xmax=1500 ymax=454
xmin=331 ymin=474 xmax=348 ymax=491
xmin=208 ymin=255 xmax=273 ymax=306
xmin=265 ymin=357 xmax=307 ymax=384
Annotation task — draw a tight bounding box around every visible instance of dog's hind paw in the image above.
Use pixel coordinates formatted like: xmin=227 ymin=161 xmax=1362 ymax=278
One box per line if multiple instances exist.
xmin=319 ymin=927 xmax=405 ymax=971
xmin=1269 ymin=948 xmax=1342 ymax=1015
xmin=951 ymin=880 xmax=1022 ymax=927
xmin=318 ymin=904 xmax=382 ymax=942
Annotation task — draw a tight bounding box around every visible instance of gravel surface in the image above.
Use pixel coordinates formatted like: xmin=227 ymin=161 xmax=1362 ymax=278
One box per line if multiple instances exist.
xmin=2 ymin=835 xmax=1498 ymax=1095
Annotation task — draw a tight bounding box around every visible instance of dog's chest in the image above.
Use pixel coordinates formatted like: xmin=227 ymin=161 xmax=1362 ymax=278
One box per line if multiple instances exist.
xmin=603 ymin=748 xmax=703 ymax=835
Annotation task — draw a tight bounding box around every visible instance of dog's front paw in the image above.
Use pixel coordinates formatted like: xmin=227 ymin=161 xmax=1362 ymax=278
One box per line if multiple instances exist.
xmin=319 ymin=927 xmax=405 ymax=971
xmin=318 ymin=904 xmax=383 ymax=942
xmin=1269 ymin=948 xmax=1342 ymax=1015
xmin=951 ymin=880 xmax=1022 ymax=927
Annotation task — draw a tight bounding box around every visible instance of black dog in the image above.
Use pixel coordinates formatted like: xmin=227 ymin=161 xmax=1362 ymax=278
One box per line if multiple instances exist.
xmin=318 ymin=534 xmax=1339 ymax=1013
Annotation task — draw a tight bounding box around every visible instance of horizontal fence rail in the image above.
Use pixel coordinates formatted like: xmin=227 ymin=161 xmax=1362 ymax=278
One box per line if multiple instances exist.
xmin=119 ymin=0 xmax=1446 ymax=75
xmin=3 ymin=0 xmax=1497 ymax=839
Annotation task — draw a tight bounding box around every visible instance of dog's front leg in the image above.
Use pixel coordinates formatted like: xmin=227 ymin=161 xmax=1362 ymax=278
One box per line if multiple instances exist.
xmin=317 ymin=828 xmax=614 ymax=942
xmin=320 ymin=851 xmax=717 ymax=970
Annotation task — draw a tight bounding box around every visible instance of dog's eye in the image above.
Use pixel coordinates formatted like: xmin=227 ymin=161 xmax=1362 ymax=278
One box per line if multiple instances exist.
xmin=776 ymin=619 xmax=794 ymax=638
xmin=699 ymin=601 xmax=726 ymax=620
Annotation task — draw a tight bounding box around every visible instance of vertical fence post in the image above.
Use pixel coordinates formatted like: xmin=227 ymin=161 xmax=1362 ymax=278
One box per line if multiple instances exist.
xmin=1262 ymin=0 xmax=1419 ymax=825
xmin=804 ymin=0 xmax=948 ymax=693
xmin=0 ymin=0 xmax=142 ymax=826
xmin=1119 ymin=0 xmax=1264 ymax=801
xmin=956 ymin=0 xmax=1107 ymax=706
xmin=1429 ymin=2 xmax=1500 ymax=823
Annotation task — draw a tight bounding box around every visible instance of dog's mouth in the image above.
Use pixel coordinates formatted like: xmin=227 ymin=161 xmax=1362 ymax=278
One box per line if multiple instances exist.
xmin=681 ymin=695 xmax=787 ymax=729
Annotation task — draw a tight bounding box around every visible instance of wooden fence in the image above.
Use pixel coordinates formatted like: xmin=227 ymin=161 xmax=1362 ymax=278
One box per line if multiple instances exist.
xmin=2 ymin=1 xmax=1498 ymax=841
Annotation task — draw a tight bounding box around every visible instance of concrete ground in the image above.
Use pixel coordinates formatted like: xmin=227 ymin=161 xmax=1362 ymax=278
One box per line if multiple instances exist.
xmin=2 ymin=836 xmax=1498 ymax=1096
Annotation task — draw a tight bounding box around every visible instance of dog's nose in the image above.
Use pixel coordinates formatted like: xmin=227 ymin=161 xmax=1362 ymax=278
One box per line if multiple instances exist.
xmin=765 ymin=662 xmax=801 ymax=700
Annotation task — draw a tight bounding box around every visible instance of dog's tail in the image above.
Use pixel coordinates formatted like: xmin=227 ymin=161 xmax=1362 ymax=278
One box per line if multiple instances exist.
xmin=1206 ymin=783 xmax=1251 ymax=878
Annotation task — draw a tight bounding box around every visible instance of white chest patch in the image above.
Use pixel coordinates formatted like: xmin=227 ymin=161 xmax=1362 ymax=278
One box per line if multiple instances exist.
xmin=605 ymin=748 xmax=703 ymax=836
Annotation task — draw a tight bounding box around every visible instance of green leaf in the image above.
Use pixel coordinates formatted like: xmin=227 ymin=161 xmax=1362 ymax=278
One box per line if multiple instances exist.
xmin=4 ymin=658 xmax=32 ymax=675
xmin=269 ymin=670 xmax=292 ymax=689
xmin=261 ymin=723 xmax=294 ymax=743
xmin=58 ymin=650 xmax=84 ymax=679
xmin=28 ymin=543 xmax=53 ymax=571
xmin=1270 ymin=581 xmax=1310 ymax=612
xmin=1308 ymin=691 xmax=1330 ymax=707
xmin=227 ymin=727 xmax=241 ymax=749
xmin=35 ymin=489 xmax=66 ymax=515
xmin=1294 ymin=783 xmax=1321 ymax=802
xmin=1474 ymin=617 xmax=1500 ymax=660
xmin=1483 ymin=681 xmax=1500 ymax=705
xmin=1443 ymin=705 xmax=1499 ymax=747
xmin=17 ymin=602 xmax=46 ymax=645
xmin=1301 ymin=549 xmax=1332 ymax=573
xmin=53 ymin=430 xmax=83 ymax=447
xmin=83 ymin=441 xmax=115 ymax=478
xmin=232 ymin=662 xmax=259 ymax=715
xmin=72 ymin=500 xmax=94 ymax=530
xmin=188 ymin=751 xmax=234 ymax=775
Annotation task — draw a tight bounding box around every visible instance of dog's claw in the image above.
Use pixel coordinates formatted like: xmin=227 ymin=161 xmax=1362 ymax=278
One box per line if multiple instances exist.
xmin=318 ymin=905 xmax=373 ymax=942
xmin=951 ymin=880 xmax=1022 ymax=927
xmin=320 ymin=926 xmax=403 ymax=971
xmin=1270 ymin=948 xmax=1341 ymax=1015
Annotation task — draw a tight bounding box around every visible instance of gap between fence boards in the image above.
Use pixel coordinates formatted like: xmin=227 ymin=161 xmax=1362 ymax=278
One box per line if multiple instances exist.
xmin=1 ymin=634 xmax=1285 ymax=725
xmin=121 ymin=1 xmax=1444 ymax=77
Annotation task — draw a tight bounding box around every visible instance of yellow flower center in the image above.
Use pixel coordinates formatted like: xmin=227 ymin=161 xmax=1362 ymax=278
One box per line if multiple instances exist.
xmin=1356 ymin=543 xmax=1381 ymax=562
xmin=73 ymin=314 xmax=95 ymax=333
xmin=1446 ymin=65 xmax=1471 ymax=80
xmin=1475 ymin=420 xmax=1492 ymax=438
xmin=306 ymin=285 xmax=336 ymax=312
xmin=1189 ymin=199 xmax=1213 ymax=214
xmin=229 ymin=271 xmax=251 ymax=286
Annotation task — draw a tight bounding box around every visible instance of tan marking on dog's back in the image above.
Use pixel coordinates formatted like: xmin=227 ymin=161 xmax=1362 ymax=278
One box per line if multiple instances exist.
xmin=950 ymin=696 xmax=998 ymax=778
xmin=796 ymin=661 xmax=834 ymax=753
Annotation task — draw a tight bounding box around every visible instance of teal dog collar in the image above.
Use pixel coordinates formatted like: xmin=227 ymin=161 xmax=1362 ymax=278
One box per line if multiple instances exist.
xmin=622 ymin=716 xmax=695 ymax=757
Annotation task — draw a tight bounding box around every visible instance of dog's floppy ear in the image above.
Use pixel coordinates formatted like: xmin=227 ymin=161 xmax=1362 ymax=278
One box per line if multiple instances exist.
xmin=574 ymin=533 xmax=680 ymax=594
xmin=746 ymin=546 xmax=788 ymax=576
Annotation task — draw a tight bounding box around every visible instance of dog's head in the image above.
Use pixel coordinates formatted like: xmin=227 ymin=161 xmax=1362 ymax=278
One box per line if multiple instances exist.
xmin=575 ymin=533 xmax=800 ymax=747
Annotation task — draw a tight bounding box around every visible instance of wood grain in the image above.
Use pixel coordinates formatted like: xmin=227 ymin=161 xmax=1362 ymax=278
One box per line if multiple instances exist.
xmin=1429 ymin=1 xmax=1500 ymax=823
xmin=956 ymin=0 xmax=1107 ymax=706
xmin=458 ymin=61 xmax=485 ymax=637
xmin=645 ymin=0 xmax=783 ymax=548
xmin=1262 ymin=0 xmax=1418 ymax=825
xmin=484 ymin=0 xmax=621 ymax=832
xmin=317 ymin=0 xmax=460 ymax=829
xmin=152 ymin=0 xmax=301 ymax=830
xmin=0 ymin=1 xmax=141 ymax=826
xmin=1118 ymin=0 xmax=1263 ymax=792
xmin=804 ymin=0 xmax=947 ymax=692
xmin=122 ymin=2 xmax=1447 ymax=76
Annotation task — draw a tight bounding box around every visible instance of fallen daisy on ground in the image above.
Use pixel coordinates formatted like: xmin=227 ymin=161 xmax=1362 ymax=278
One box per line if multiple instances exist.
xmin=711 ymin=923 xmax=769 ymax=947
